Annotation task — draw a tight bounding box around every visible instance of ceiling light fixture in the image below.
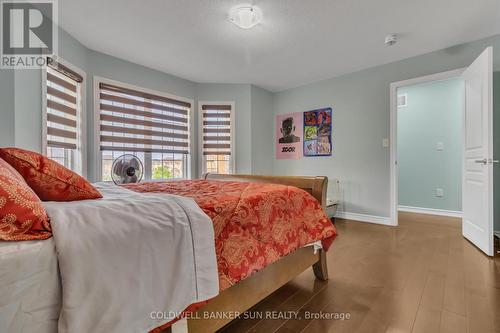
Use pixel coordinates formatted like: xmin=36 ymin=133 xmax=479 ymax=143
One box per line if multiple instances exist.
xmin=229 ymin=4 xmax=263 ymax=29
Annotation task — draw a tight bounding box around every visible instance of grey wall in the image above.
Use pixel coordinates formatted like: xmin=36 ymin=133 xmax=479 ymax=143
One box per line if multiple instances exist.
xmin=1 ymin=25 xmax=273 ymax=181
xmin=11 ymin=28 xmax=88 ymax=153
xmin=195 ymin=84 xmax=275 ymax=176
xmin=13 ymin=70 xmax=42 ymax=151
xmin=85 ymin=49 xmax=197 ymax=180
xmin=250 ymin=86 xmax=274 ymax=174
xmin=195 ymin=83 xmax=253 ymax=174
xmin=397 ymin=79 xmax=463 ymax=212
xmin=273 ymin=34 xmax=500 ymax=218
xmin=2 ymin=23 xmax=499 ymax=229
xmin=0 ymin=69 xmax=14 ymax=147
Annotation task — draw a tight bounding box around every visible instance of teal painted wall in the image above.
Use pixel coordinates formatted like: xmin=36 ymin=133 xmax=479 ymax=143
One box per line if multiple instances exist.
xmin=273 ymin=34 xmax=500 ymax=217
xmin=1 ymin=24 xmax=274 ymax=181
xmin=1 ymin=23 xmax=500 ymax=228
xmin=397 ymin=79 xmax=463 ymax=211
xmin=195 ymin=84 xmax=275 ymax=176
xmin=11 ymin=27 xmax=89 ymax=154
xmin=85 ymin=49 xmax=197 ymax=180
xmin=195 ymin=83 xmax=252 ymax=174
xmin=0 ymin=69 xmax=14 ymax=147
xmin=250 ymin=86 xmax=274 ymax=175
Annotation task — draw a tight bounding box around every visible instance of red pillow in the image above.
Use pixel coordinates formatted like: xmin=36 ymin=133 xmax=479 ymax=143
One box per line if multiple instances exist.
xmin=0 ymin=148 xmax=102 ymax=202
xmin=0 ymin=158 xmax=52 ymax=241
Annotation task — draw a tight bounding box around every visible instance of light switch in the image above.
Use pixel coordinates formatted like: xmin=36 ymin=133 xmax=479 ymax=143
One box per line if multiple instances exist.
xmin=436 ymin=142 xmax=444 ymax=151
xmin=436 ymin=188 xmax=444 ymax=197
xmin=382 ymin=138 xmax=389 ymax=148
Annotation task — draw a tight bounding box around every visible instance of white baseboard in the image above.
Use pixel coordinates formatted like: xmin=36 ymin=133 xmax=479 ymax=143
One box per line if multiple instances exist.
xmin=494 ymin=231 xmax=500 ymax=239
xmin=398 ymin=205 xmax=462 ymax=218
xmin=334 ymin=211 xmax=394 ymax=226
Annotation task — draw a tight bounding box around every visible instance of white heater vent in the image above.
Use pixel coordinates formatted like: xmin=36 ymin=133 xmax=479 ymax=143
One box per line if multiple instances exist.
xmin=397 ymin=94 xmax=407 ymax=108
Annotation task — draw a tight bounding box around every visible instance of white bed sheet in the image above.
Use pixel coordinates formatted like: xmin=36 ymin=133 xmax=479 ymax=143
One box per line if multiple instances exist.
xmin=0 ymin=238 xmax=61 ymax=333
xmin=0 ymin=239 xmax=321 ymax=333
xmin=45 ymin=183 xmax=218 ymax=333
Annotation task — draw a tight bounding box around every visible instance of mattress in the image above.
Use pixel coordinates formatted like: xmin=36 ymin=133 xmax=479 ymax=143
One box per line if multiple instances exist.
xmin=123 ymin=179 xmax=337 ymax=291
xmin=0 ymin=238 xmax=60 ymax=333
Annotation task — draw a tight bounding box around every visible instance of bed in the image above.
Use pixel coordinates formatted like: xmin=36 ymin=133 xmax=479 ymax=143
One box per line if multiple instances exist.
xmin=0 ymin=173 xmax=336 ymax=333
xmin=140 ymin=173 xmax=337 ymax=333
xmin=0 ymin=238 xmax=60 ymax=333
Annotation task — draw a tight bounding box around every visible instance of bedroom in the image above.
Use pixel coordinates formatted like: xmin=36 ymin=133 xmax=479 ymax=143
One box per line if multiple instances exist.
xmin=0 ymin=1 xmax=499 ymax=333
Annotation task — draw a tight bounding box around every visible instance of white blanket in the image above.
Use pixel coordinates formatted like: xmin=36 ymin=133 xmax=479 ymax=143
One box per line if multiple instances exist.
xmin=43 ymin=183 xmax=218 ymax=333
xmin=0 ymin=238 xmax=60 ymax=333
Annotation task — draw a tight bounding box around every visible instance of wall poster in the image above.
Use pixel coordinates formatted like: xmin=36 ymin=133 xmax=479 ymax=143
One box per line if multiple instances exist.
xmin=275 ymin=112 xmax=303 ymax=159
xmin=303 ymin=107 xmax=332 ymax=156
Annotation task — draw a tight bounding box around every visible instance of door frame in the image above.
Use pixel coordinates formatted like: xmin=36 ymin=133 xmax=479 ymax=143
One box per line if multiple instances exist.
xmin=389 ymin=68 xmax=466 ymax=226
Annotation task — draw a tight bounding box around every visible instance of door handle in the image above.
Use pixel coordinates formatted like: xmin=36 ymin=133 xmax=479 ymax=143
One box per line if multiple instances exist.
xmin=475 ymin=158 xmax=499 ymax=165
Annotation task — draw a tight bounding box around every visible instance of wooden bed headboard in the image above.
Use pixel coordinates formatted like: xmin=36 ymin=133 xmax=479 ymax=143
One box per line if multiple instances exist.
xmin=203 ymin=173 xmax=328 ymax=207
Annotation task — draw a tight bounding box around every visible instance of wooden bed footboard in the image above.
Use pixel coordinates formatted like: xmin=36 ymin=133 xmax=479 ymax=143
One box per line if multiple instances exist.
xmin=203 ymin=173 xmax=328 ymax=208
xmin=187 ymin=247 xmax=327 ymax=333
xmin=166 ymin=174 xmax=330 ymax=333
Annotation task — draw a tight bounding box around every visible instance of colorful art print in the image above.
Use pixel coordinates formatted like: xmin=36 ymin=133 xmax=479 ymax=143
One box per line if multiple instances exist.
xmin=276 ymin=112 xmax=303 ymax=159
xmin=317 ymin=136 xmax=331 ymax=155
xmin=304 ymin=112 xmax=318 ymax=126
xmin=304 ymin=109 xmax=331 ymax=126
xmin=318 ymin=123 xmax=331 ymax=137
xmin=317 ymin=110 xmax=331 ymax=125
xmin=303 ymin=108 xmax=332 ymax=157
xmin=304 ymin=140 xmax=317 ymax=156
xmin=304 ymin=126 xmax=318 ymax=140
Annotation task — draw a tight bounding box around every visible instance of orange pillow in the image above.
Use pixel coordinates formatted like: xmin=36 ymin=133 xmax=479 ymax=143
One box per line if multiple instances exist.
xmin=0 ymin=148 xmax=102 ymax=202
xmin=0 ymin=157 xmax=52 ymax=241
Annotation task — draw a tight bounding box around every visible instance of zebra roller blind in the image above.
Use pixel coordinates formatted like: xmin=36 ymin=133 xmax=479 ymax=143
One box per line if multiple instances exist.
xmin=201 ymin=104 xmax=232 ymax=156
xmin=98 ymin=82 xmax=191 ymax=155
xmin=46 ymin=61 xmax=83 ymax=150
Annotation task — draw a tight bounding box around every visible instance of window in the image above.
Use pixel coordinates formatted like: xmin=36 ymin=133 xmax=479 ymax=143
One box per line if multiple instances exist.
xmin=200 ymin=103 xmax=234 ymax=174
xmin=98 ymin=81 xmax=192 ymax=181
xmin=44 ymin=60 xmax=84 ymax=174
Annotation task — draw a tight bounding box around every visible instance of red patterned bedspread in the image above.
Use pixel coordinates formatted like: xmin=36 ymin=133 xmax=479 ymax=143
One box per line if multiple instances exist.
xmin=123 ymin=179 xmax=337 ymax=291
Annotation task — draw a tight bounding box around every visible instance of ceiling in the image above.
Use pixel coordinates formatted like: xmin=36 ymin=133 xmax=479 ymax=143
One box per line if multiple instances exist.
xmin=59 ymin=0 xmax=500 ymax=92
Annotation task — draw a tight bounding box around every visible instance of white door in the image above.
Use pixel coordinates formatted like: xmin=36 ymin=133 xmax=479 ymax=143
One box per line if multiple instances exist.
xmin=462 ymin=47 xmax=494 ymax=256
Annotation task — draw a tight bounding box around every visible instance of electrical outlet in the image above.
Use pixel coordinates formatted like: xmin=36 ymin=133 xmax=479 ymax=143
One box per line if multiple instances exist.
xmin=382 ymin=138 xmax=389 ymax=148
xmin=435 ymin=188 xmax=444 ymax=197
xmin=436 ymin=142 xmax=444 ymax=151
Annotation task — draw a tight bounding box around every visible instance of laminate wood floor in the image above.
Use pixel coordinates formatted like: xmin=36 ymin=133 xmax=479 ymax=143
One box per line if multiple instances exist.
xmin=219 ymin=212 xmax=500 ymax=333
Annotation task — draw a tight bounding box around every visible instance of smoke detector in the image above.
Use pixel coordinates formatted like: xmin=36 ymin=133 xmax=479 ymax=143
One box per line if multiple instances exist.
xmin=385 ymin=34 xmax=398 ymax=46
xmin=229 ymin=4 xmax=263 ymax=29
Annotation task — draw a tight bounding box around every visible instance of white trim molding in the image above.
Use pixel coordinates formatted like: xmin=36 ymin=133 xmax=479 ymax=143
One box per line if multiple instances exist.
xmin=334 ymin=211 xmax=393 ymax=226
xmin=389 ymin=67 xmax=465 ymax=227
xmin=398 ymin=205 xmax=463 ymax=218
xmin=493 ymin=231 xmax=500 ymax=239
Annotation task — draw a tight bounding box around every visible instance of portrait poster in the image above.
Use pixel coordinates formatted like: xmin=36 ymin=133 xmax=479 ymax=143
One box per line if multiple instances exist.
xmin=276 ymin=112 xmax=303 ymax=159
xmin=303 ymin=107 xmax=332 ymax=157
